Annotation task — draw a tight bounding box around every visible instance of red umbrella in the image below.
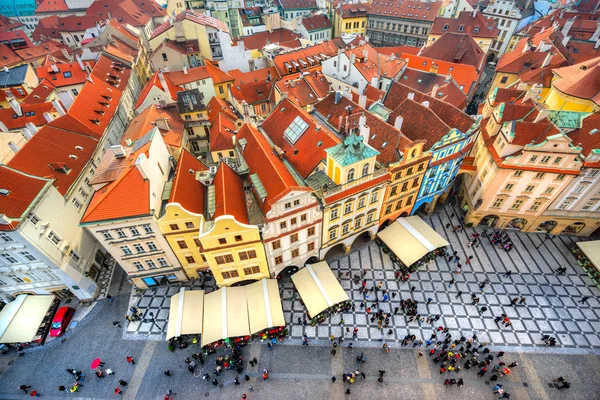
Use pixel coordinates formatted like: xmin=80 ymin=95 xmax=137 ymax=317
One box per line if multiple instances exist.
xmin=503 ymin=368 xmax=511 ymax=375
xmin=90 ymin=358 xmax=102 ymax=369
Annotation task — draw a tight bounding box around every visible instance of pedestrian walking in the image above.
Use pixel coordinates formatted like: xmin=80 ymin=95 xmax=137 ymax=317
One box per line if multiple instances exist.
xmin=519 ymin=297 xmax=526 ymax=305
xmin=448 ymin=278 xmax=455 ymax=288
xmin=378 ymin=370 xmax=385 ymax=383
xmin=115 ymin=387 xmax=123 ymax=395
xmin=234 ymin=377 xmax=240 ymax=385
xmin=508 ymin=362 xmax=518 ymax=368
xmin=503 ymin=271 xmax=512 ymax=277
xmin=30 ymin=390 xmax=41 ymax=397
xmin=579 ymin=296 xmax=591 ymax=304
xmin=165 ymin=370 xmax=171 ymax=376
xmin=455 ymin=291 xmax=463 ymax=299
xmin=331 ymin=349 xmax=337 ymax=356
xmin=126 ymin=356 xmax=135 ymax=364
xmin=113 ymin=321 xmax=122 ymax=328
xmin=119 ymin=380 xmax=128 ymax=386
xmin=262 ymin=369 xmax=269 ymax=380
xmin=332 ymin=376 xmax=336 ymax=383
xmin=457 ymin=378 xmax=464 ymax=387
xmin=212 ymin=379 xmax=219 ymax=386
xmin=107 ymin=294 xmax=113 ymax=302
xmin=18 ymin=385 xmax=31 ymax=394
xmin=410 ymin=285 xmax=416 ymax=292
xmin=345 ymin=389 xmax=351 ymax=395
xmin=479 ymin=306 xmax=488 ymax=313
xmin=510 ymin=297 xmax=519 ymax=306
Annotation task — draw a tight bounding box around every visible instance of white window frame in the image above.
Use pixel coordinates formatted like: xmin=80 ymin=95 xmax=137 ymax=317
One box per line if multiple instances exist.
xmin=47 ymin=230 xmax=63 ymax=246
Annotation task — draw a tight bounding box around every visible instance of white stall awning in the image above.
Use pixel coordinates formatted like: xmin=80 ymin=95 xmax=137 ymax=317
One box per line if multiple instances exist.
xmin=0 ymin=295 xmax=55 ymax=344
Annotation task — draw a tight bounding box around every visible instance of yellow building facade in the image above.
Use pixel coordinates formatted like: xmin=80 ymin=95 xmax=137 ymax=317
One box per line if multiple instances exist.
xmin=334 ymin=6 xmax=367 ymax=37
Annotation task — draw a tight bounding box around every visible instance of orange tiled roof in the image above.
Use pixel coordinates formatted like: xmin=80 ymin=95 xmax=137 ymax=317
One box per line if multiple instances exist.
xmin=240 ymin=28 xmax=302 ymax=50
xmin=397 ymin=69 xmax=467 ymax=109
xmin=135 ymin=70 xmax=178 ymax=110
xmin=164 ymin=66 xmax=212 ymax=86
xmin=0 ymin=165 xmax=52 ymax=222
xmin=301 ymin=14 xmax=331 ymax=32
xmin=150 ymin=11 xmax=228 ymax=40
xmin=230 ymin=79 xmax=274 ymax=105
xmin=7 ymin=118 xmax=99 ymax=196
xmin=0 ymin=15 xmax=24 ymax=33
xmin=279 ymin=0 xmax=317 ymax=9
xmin=552 ymin=56 xmax=600 ymax=105
xmin=106 ymin=19 xmax=139 ymax=43
xmin=275 ymin=72 xmax=320 ymax=108
xmin=0 ymin=102 xmax=56 ymax=130
xmin=272 ymin=41 xmax=338 ymax=76
xmin=36 ymin=0 xmax=68 ymax=12
xmin=430 ymin=11 xmax=499 ymax=38
xmin=169 ymin=149 xmax=207 ymax=215
xmin=122 ymin=104 xmax=185 ymax=149
xmin=35 ymin=62 xmax=88 ymax=88
xmin=205 ymin=62 xmax=233 ymax=85
xmin=337 ymin=3 xmax=368 ymax=18
xmin=15 ymin=41 xmax=66 ymax=63
xmin=87 ymin=0 xmax=165 ymax=28
xmin=210 ymin=113 xmax=238 ymax=153
xmin=367 ymin=0 xmax=441 ymax=22
xmin=228 ymin=67 xmax=279 ymax=85
xmin=489 ymin=87 xmax=526 ymax=106
xmin=508 ymin=120 xmax=561 ymax=146
xmin=568 ymin=112 xmax=600 ymax=158
xmin=420 ymin=33 xmax=485 ymax=71
xmin=0 ymin=43 xmax=24 ymax=68
xmin=206 ymin=96 xmax=239 ymax=123
xmin=0 ymin=30 xmax=33 ymax=49
xmin=262 ymin=98 xmax=339 ymax=178
xmin=22 ymin=78 xmax=56 ymax=104
xmin=213 ymin=162 xmax=248 ymax=224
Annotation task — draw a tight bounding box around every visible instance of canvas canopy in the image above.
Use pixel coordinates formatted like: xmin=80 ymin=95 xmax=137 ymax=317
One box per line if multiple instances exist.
xmin=291 ymin=262 xmax=349 ymax=318
xmin=577 ymin=240 xmax=600 ymax=272
xmin=201 ymin=286 xmax=250 ymax=347
xmin=246 ymin=279 xmax=285 ymax=335
xmin=0 ymin=294 xmax=55 ymax=344
xmin=166 ymin=288 xmax=204 ymax=341
xmin=377 ymin=216 xmax=449 ymax=266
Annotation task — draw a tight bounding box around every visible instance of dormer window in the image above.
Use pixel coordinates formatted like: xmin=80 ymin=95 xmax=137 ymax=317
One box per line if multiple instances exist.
xmin=443 ymin=24 xmax=449 ymax=30
xmin=458 ymin=24 xmax=464 ymax=32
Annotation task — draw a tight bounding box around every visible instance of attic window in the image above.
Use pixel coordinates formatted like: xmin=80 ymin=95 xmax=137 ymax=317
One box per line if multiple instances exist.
xmin=474 ymin=26 xmax=480 ymax=34
xmin=443 ymin=24 xmax=448 ymax=30
xmin=75 ymin=145 xmax=83 ymax=150
xmin=0 ymin=189 xmax=10 ymax=196
xmin=317 ymin=141 xmax=323 ymax=147
xmin=25 ymin=111 xmax=35 ymax=116
xmin=382 ymin=142 xmax=388 ymax=148
xmin=293 ymin=149 xmax=299 ymax=155
xmin=370 ymin=134 xmax=376 ymax=140
xmin=591 ymin=128 xmax=598 ymax=135
xmin=69 ymin=154 xmax=78 ymax=159
xmin=63 ymin=71 xmax=72 ymax=78
xmin=189 ymin=169 xmax=194 ymax=174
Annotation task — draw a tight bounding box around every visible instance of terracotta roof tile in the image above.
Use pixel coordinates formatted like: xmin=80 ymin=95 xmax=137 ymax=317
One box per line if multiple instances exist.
xmin=0 ymin=102 xmax=56 ymax=130
xmin=0 ymin=43 xmax=24 ymax=68
xmin=164 ymin=66 xmax=212 ymax=86
xmin=0 ymin=165 xmax=52 ymax=221
xmin=230 ymin=79 xmax=274 ymax=105
xmin=213 ymin=162 xmax=248 ymax=223
xmin=509 ymin=120 xmax=561 ymax=146
xmin=261 ymin=98 xmax=339 ymax=178
xmin=552 ymin=56 xmax=600 ymax=105
xmin=210 ymin=113 xmax=238 ymax=152
xmin=169 ymin=149 xmax=207 ymax=215
xmin=0 ymin=30 xmax=33 ymax=49
xmin=430 ymin=11 xmax=499 ymax=38
xmin=336 ymin=4 xmax=368 ymax=18
xmin=135 ymin=70 xmax=178 ymax=110
xmin=272 ymin=41 xmax=337 ymax=76
xmin=35 ymin=0 xmax=68 ymax=12
xmin=151 ymin=11 xmax=228 ymax=40
xmin=275 ymin=72 xmax=321 ymax=108
xmin=568 ymin=112 xmax=600 ymax=157
xmin=301 ymin=14 xmax=331 ymax=31
xmin=397 ymin=69 xmax=467 ymax=109
xmin=367 ymin=0 xmax=441 ymax=22
xmin=122 ymin=104 xmax=185 ymax=149
xmin=279 ymin=0 xmax=317 ymax=9
xmin=0 ymin=15 xmax=25 ymax=33
xmin=22 ymin=78 xmax=56 ymax=104
xmin=35 ymin=61 xmax=88 ymax=88
xmin=240 ymin=28 xmax=302 ymax=50
xmin=420 ymin=33 xmax=485 ymax=70
xmin=228 ymin=67 xmax=279 ymax=85
xmin=205 ymin=62 xmax=233 ymax=85
xmin=206 ymin=96 xmax=239 ymax=123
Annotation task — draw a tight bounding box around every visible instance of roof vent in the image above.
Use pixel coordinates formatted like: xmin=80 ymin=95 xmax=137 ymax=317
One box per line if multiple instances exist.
xmin=0 ymin=189 xmax=10 ymax=196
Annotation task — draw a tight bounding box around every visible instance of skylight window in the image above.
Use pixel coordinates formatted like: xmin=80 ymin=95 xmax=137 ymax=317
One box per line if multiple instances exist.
xmin=283 ymin=116 xmax=309 ymax=144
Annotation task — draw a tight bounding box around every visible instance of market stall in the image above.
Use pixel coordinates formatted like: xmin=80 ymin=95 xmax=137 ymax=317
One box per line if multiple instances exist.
xmin=575 ymin=240 xmax=600 ymax=287
xmin=291 ymin=261 xmax=350 ymax=325
xmin=166 ymin=288 xmax=204 ymax=341
xmin=201 ymin=286 xmax=250 ymax=350
xmin=246 ymin=279 xmax=286 ymax=339
xmin=377 ymin=216 xmax=449 ymax=271
xmin=0 ymin=294 xmax=57 ymax=345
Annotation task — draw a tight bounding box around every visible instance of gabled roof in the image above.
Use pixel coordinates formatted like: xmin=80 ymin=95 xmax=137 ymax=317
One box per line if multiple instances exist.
xmin=169 ymin=149 xmax=207 ymax=215
xmin=87 ymin=0 xmax=166 ymax=28
xmin=36 ymin=0 xmax=68 ymax=13
xmin=237 ymin=124 xmax=304 ymax=214
xmin=240 ymin=28 xmax=302 ymax=50
xmin=7 ymin=118 xmax=98 ymax=196
xmin=229 ymin=67 xmax=279 ymax=85
xmin=0 ymin=43 xmax=24 ymax=68
xmin=0 ymin=102 xmax=56 ymax=130
xmin=164 ymin=66 xmax=211 ymax=86
xmin=135 ymin=70 xmax=179 ymax=109
xmin=0 ymin=15 xmax=25 ymax=33
xmin=367 ymin=0 xmax=441 ymax=21
xmin=420 ymin=33 xmax=485 ymax=70
xmin=0 ymin=30 xmax=33 ymax=49
xmin=213 ymin=162 xmax=248 ymax=224
xmin=272 ymin=41 xmax=338 ymax=76
xmin=205 ymin=62 xmax=233 ymax=85
xmin=507 ymin=120 xmax=561 ymax=146
xmin=14 ymin=41 xmax=66 ymax=64
xmin=22 ymin=79 xmax=56 ymax=104
xmin=150 ymin=11 xmax=228 ymax=40
xmin=568 ymin=112 xmax=600 ymax=158
xmin=206 ymin=96 xmax=239 ymax=123
xmin=106 ymin=19 xmax=140 ymax=43
xmin=430 ymin=11 xmax=499 ymax=38
xmin=389 ymin=98 xmax=450 ymax=149
xmin=274 ymin=72 xmax=321 ymax=108
xmin=210 ymin=113 xmax=238 ymax=153
xmin=261 ymin=98 xmax=339 ymax=178
xmin=337 ymin=3 xmax=368 ymax=18
xmin=552 ymin=56 xmax=600 ymax=105
xmin=0 ymin=165 xmax=52 ymax=225
xmin=301 ymin=14 xmax=331 ymax=32
xmin=35 ymin=62 xmax=88 ymax=88
xmin=150 ymin=39 xmax=199 ymax=60
xmin=230 ymin=80 xmax=274 ymax=105
xmin=397 ymin=69 xmax=467 ymax=109
xmin=496 ymin=100 xmax=539 ymax=123
xmin=489 ymin=87 xmax=526 ymax=106
xmin=122 ymin=104 xmax=185 ymax=149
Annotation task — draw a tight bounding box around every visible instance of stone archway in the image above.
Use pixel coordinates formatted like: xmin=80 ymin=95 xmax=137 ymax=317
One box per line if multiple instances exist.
xmin=505 ymin=218 xmax=527 ymax=230
xmin=562 ymin=222 xmax=585 ymax=235
xmin=323 ymin=243 xmax=346 ymax=263
xmin=304 ymin=256 xmax=319 ymax=265
xmin=350 ymin=231 xmax=373 ymax=252
xmin=479 ymin=215 xmax=499 ymax=228
xmin=378 ymin=219 xmax=393 ymax=233
xmin=231 ymin=279 xmax=259 ymax=287
xmin=536 ymin=220 xmax=557 ymax=233
xmin=412 ymin=202 xmax=431 ymax=216
xmin=276 ymin=265 xmax=300 ymax=280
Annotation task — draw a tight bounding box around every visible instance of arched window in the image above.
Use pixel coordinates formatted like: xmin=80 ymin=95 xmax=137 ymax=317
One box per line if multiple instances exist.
xmin=347 ymin=168 xmax=355 ymax=182
xmin=361 ymin=163 xmax=369 ymax=177
xmin=411 ymin=149 xmax=416 ymax=158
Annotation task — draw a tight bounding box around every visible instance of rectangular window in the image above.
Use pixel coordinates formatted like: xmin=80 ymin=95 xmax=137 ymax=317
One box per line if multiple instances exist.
xmin=218 ymin=238 xmax=227 ymax=245
xmin=26 ymin=212 xmax=40 ymax=226
xmin=145 ymin=259 xmax=157 ymax=269
xmin=19 ymin=251 xmax=37 ymax=262
xmin=290 ymin=233 xmax=298 ymax=243
xmin=142 ymin=225 xmax=152 ymax=234
xmin=48 ymin=230 xmax=62 ymax=246
xmin=133 ymin=261 xmax=144 ymax=271
xmin=330 ymin=208 xmax=339 ymax=220
xmin=307 ymin=242 xmax=315 ymax=252
xmin=529 ymin=201 xmax=542 ymax=211
xmin=513 ymin=170 xmax=523 ymax=177
xmin=540 ymin=156 xmax=551 ymax=163
xmin=553 ymin=157 xmax=563 ymax=164
xmin=534 ymin=172 xmax=546 ymax=179
xmin=385 ymin=204 xmax=393 ymax=215
xmin=504 ymin=183 xmax=514 ymax=191
xmin=544 ymin=187 xmax=555 ymax=195
xmin=272 ymin=240 xmax=281 ymax=250
xmin=355 ymin=217 xmax=363 ymax=229
xmin=185 ymin=256 xmax=195 ymax=264
xmin=169 ymin=224 xmax=179 ymax=231
xmin=556 ymin=174 xmax=566 ymax=181
xmin=234 ymin=235 xmax=243 ymax=242
xmin=116 ymin=228 xmax=126 ymax=238
xmin=294 ymin=199 xmax=300 ymax=206
xmin=177 ymin=240 xmax=188 ymax=249
xmin=280 ymin=221 xmax=287 ymax=229
xmin=406 ymin=196 xmax=413 ymax=206
xmin=492 ymin=198 xmax=505 ymax=208
xmin=529 ymin=155 xmax=538 ymax=162
xmin=71 ymin=198 xmax=81 ymax=210
xmin=101 ymin=231 xmax=113 ymax=240
xmin=157 ymin=257 xmax=169 ymax=267
xmin=290 ymin=217 xmax=297 ymax=225
xmin=284 ymin=202 xmax=291 ymax=209
xmin=185 ymin=222 xmax=195 ymax=229
xmin=68 ymin=249 xmax=81 ymax=263
xmin=146 ymin=242 xmax=157 ymax=251
xmin=193 ymin=239 xmax=201 ymax=248
xmin=133 ymin=243 xmax=145 ymax=253
xmin=558 ymin=200 xmax=572 ymax=210
xmin=301 ymin=214 xmax=307 ymax=222
xmin=344 ymin=202 xmax=352 ymax=215
xmin=130 ymin=227 xmax=140 ymax=236
xmin=511 ymin=200 xmax=524 ymax=210
xmin=582 ymin=201 xmax=596 ymax=211
xmin=78 ymin=187 xmax=88 ymax=199
xmin=307 ymin=227 xmax=315 ymax=236
xmin=0 ymin=233 xmax=13 ymax=243
xmin=525 ymin=185 xmax=535 ymax=192
xmin=121 ymin=245 xmax=132 ymax=255
xmin=370 ymin=191 xmax=379 ymax=203
xmin=221 ymin=270 xmax=240 ymax=279
xmin=329 ymin=229 xmax=337 ymax=241
xmin=274 ymin=255 xmax=283 ymax=265
xmin=357 ymin=197 xmax=366 ymax=209
xmin=390 ymin=186 xmax=398 ymax=196
xmin=0 ymin=253 xmax=18 ymax=264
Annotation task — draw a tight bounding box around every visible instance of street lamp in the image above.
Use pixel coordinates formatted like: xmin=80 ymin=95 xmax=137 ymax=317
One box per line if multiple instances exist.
xmin=535 ymin=232 xmax=553 ymax=249
xmin=143 ymin=311 xmax=163 ymax=331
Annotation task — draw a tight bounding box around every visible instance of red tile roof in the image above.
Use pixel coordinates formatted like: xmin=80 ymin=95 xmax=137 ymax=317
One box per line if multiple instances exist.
xmin=0 ymin=165 xmax=52 ymax=222
xmin=490 ymin=87 xmax=526 ymax=106
xmin=210 ymin=113 xmax=238 ymax=152
xmin=206 ymin=96 xmax=239 ymax=123
xmin=228 ymin=67 xmax=279 ymax=85
xmin=45 ymin=114 xmax=100 ymax=138
xmin=274 ymin=72 xmax=320 ymax=108
xmin=552 ymin=56 xmax=600 ymax=105
xmin=301 ymin=14 xmax=331 ymax=32
xmin=151 ymin=11 xmax=228 ymax=40
xmin=164 ymin=66 xmax=212 ymax=86
xmin=0 ymin=15 xmax=24 ymax=33
xmin=230 ymin=79 xmax=274 ymax=105
xmin=36 ymin=0 xmax=68 ymax=12
xmin=337 ymin=3 xmax=368 ymax=18
xmin=420 ymin=33 xmax=485 ymax=71
xmin=213 ymin=162 xmax=248 ymax=224
xmin=35 ymin=62 xmax=88 ymax=88
xmin=0 ymin=43 xmax=25 ymax=68
xmin=205 ymin=62 xmax=233 ymax=85
xmin=261 ymin=98 xmax=339 ymax=178
xmin=0 ymin=102 xmax=56 ymax=130
xmin=106 ymin=19 xmax=140 ymax=43
xmin=430 ymin=11 xmax=499 ymax=38
xmin=169 ymin=149 xmax=207 ymax=215
xmin=22 ymin=79 xmax=56 ymax=104
xmin=397 ymin=69 xmax=467 ymax=109
xmin=279 ymin=0 xmax=317 ymax=9
xmin=81 ymin=142 xmax=152 ymax=223
xmin=496 ymin=101 xmax=539 ymax=123
xmin=7 ymin=119 xmax=98 ymax=196
xmin=87 ymin=0 xmax=165 ymax=28
xmin=367 ymin=0 xmax=441 ymax=22
xmin=272 ymin=41 xmax=337 ymax=76
xmin=240 ymin=28 xmax=302 ymax=50
xmin=237 ymin=123 xmax=306 ymax=214
xmin=14 ymin=41 xmax=66 ymax=63
xmin=375 ymin=45 xmax=420 ymax=57
xmin=0 ymin=31 xmax=33 ymax=49
xmin=508 ymin=120 xmax=561 ymax=146
xmin=387 ymin=98 xmax=450 ymax=149
xmin=568 ymin=112 xmax=600 ymax=158
xmin=135 ymin=70 xmax=178 ymax=110
xmin=122 ymin=105 xmax=185 ymax=149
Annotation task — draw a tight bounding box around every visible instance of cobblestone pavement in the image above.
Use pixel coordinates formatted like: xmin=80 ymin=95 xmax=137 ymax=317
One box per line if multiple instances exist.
xmin=282 ymin=206 xmax=600 ymax=354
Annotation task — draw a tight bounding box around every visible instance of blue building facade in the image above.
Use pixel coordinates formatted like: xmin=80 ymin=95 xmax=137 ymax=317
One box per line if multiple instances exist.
xmin=0 ymin=0 xmax=36 ymax=17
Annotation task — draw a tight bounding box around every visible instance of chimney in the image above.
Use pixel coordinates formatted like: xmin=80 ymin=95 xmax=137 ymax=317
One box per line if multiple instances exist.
xmin=334 ymin=91 xmax=342 ymax=104
xmin=51 ymin=64 xmax=59 ymax=73
xmin=241 ymin=100 xmax=250 ymax=123
xmin=541 ymin=52 xmax=553 ymax=68
xmin=85 ymin=62 xmax=93 ymax=75
xmin=350 ymin=52 xmax=356 ymax=65
xmin=370 ymin=76 xmax=379 ymax=88
xmin=111 ymin=144 xmax=126 ymax=158
xmin=592 ymin=22 xmax=600 ymax=42
xmin=158 ymin=71 xmax=171 ymax=95
xmin=8 ymin=141 xmax=19 ymax=154
xmin=9 ymin=98 xmax=22 ymax=116
xmin=43 ymin=112 xmax=54 ymax=123
xmin=421 ymin=101 xmax=430 ymax=108
xmin=561 ymin=35 xmax=570 ymax=48
xmin=155 ymin=117 xmax=170 ymax=131
xmin=431 ymin=84 xmax=439 ymax=97
xmin=22 ymin=126 xmax=33 ymax=140
xmin=3 ymin=66 xmax=8 ymax=73
xmin=358 ymin=113 xmax=370 ymax=144
xmin=561 ymin=18 xmax=575 ymax=37
xmin=135 ymin=153 xmax=149 ymax=179
xmin=522 ymin=40 xmax=532 ymax=53
xmin=394 ymin=116 xmax=403 ymax=131
xmin=76 ymin=55 xmax=85 ymax=71
xmin=362 ymin=48 xmax=368 ymax=62
xmin=0 ymin=121 xmax=8 ymax=132
xmin=358 ymin=94 xmax=367 ymax=108
xmin=267 ymin=70 xmax=272 ymax=82
xmin=183 ymin=65 xmax=188 ymax=75
xmin=51 ymin=99 xmax=66 ymax=116
xmin=407 ymin=92 xmax=415 ymax=100
xmin=25 ymin=122 xmax=38 ymax=134
xmin=472 ymin=10 xmax=476 ymax=18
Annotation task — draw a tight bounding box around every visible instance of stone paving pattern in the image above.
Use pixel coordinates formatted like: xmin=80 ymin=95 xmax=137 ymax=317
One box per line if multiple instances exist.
xmin=282 ymin=205 xmax=600 ymax=353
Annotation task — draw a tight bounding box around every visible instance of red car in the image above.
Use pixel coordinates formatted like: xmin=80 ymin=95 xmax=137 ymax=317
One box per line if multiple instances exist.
xmin=49 ymin=306 xmax=75 ymax=337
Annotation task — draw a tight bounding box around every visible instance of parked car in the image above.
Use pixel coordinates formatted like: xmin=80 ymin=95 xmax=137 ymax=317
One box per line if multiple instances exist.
xmin=49 ymin=306 xmax=75 ymax=337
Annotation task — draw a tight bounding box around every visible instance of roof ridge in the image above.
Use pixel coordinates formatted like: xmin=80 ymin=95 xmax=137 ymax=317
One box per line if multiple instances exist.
xmin=0 ymin=164 xmax=55 ymax=182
